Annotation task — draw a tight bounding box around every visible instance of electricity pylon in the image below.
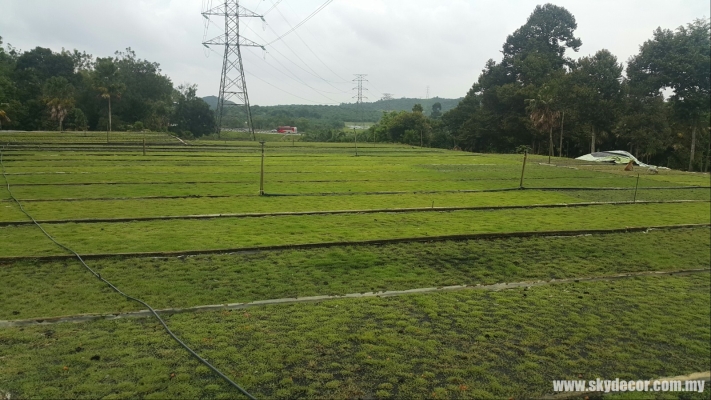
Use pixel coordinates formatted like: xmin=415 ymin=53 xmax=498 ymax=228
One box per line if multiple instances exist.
xmin=203 ymin=1 xmax=264 ymax=140
xmin=353 ymin=74 xmax=368 ymax=129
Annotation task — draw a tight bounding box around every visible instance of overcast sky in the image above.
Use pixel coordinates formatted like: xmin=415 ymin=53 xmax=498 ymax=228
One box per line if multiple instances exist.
xmin=1 ymin=0 xmax=708 ymax=105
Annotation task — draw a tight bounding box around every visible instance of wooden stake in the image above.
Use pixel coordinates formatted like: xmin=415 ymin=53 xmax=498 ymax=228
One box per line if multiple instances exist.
xmin=633 ymin=173 xmax=640 ymax=203
xmin=519 ymin=151 xmax=528 ymax=189
xmin=259 ymin=141 xmax=265 ymax=196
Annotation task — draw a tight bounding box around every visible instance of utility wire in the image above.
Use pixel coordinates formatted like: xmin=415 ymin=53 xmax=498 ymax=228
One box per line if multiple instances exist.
xmin=206 ymin=47 xmax=337 ymax=104
xmin=0 ymin=146 xmax=256 ymax=400
xmin=262 ymin=0 xmax=283 ymax=15
xmin=266 ymin=0 xmax=334 ymax=45
xmin=268 ymin=1 xmax=350 ymax=85
xmin=243 ymin=22 xmax=349 ymax=94
xmin=281 ymin=0 xmax=352 ymax=84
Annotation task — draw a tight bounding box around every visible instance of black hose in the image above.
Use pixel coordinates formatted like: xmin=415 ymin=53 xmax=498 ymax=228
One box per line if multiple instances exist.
xmin=0 ymin=146 xmax=256 ymax=400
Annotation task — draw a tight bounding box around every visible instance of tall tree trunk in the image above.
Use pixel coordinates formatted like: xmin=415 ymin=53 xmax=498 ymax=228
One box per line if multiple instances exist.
xmin=548 ymin=126 xmax=553 ymax=164
xmin=108 ymin=97 xmax=112 ymax=132
xmin=59 ymin=117 xmax=63 ymax=133
xmin=591 ymin=126 xmax=595 ymax=153
xmin=688 ymin=125 xmax=696 ymax=172
xmin=559 ymin=111 xmax=564 ymax=157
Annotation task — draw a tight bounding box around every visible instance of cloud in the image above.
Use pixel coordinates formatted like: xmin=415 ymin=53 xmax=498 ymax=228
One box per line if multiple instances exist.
xmin=1 ymin=0 xmax=708 ymax=105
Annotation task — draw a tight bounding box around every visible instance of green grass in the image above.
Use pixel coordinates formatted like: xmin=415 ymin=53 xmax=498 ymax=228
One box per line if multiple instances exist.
xmin=1 ymin=133 xmax=709 ymax=399
xmin=1 ymin=274 xmax=708 ymax=399
xmin=0 ymin=202 xmax=708 ymax=258
xmin=1 ymin=229 xmax=708 ymax=320
xmin=0 ymin=191 xmax=610 ymax=222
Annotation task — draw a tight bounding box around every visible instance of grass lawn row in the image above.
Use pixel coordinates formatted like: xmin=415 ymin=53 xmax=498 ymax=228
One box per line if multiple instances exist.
xmin=1 ymin=229 xmax=708 ymax=320
xmin=0 ymin=274 xmax=708 ymax=399
xmin=0 ymin=202 xmax=708 ymax=258
xmin=2 ymin=178 xmax=693 ymax=201
xmin=1 ymin=190 xmax=709 ymax=223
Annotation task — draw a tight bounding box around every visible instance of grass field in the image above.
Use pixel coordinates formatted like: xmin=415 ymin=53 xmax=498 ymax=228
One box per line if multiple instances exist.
xmin=1 ymin=131 xmax=709 ymax=399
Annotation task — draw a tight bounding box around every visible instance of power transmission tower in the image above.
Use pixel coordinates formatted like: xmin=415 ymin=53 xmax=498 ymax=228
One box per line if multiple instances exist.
xmin=426 ymin=86 xmax=430 ymax=100
xmin=203 ymin=1 xmax=265 ymax=140
xmin=353 ymin=74 xmax=368 ymax=129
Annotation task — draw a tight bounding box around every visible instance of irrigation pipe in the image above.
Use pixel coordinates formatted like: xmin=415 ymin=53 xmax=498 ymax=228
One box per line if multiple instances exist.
xmin=1 ymin=224 xmax=707 ymax=263
xmin=0 ymin=147 xmax=256 ymax=400
xmin=0 ymin=200 xmax=707 ymax=227
xmin=2 ymin=184 xmax=709 ymax=203
xmin=2 ymin=267 xmax=707 ymax=329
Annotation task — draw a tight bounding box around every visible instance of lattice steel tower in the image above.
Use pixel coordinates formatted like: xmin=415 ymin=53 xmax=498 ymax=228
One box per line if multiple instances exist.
xmin=203 ymin=1 xmax=264 ymax=140
xmin=353 ymin=74 xmax=368 ymax=127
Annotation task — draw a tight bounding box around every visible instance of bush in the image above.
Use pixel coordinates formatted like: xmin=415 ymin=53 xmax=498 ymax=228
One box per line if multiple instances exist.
xmin=133 ymin=121 xmax=144 ymax=132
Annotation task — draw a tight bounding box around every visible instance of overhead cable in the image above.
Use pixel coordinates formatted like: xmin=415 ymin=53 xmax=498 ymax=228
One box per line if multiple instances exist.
xmin=266 ymin=0 xmax=334 ymax=45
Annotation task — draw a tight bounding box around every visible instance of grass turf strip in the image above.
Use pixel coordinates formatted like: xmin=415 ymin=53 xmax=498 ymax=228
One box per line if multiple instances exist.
xmin=0 ymin=274 xmax=708 ymax=399
xmin=0 ymin=202 xmax=708 ymax=258
xmin=1 ymin=229 xmax=708 ymax=320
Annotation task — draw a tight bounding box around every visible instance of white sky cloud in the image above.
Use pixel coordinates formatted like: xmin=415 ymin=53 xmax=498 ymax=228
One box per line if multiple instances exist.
xmin=1 ymin=0 xmax=708 ymax=105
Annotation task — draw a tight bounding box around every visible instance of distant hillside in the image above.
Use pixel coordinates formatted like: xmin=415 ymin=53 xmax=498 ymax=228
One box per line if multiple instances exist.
xmin=202 ymin=96 xmax=235 ymax=110
xmin=204 ymin=96 xmax=462 ymax=115
xmin=209 ymin=96 xmax=464 ymax=130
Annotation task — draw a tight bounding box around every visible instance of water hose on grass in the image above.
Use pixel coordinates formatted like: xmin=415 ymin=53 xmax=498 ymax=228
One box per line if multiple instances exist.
xmin=0 ymin=146 xmax=256 ymax=400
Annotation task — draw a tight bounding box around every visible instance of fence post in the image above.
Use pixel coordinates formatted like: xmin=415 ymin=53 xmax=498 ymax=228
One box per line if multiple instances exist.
xmin=143 ymin=138 xmax=146 ymax=156
xmin=519 ymin=150 xmax=528 ymax=189
xmin=633 ymin=173 xmax=640 ymax=203
xmin=354 ymin=128 xmax=358 ymax=157
xmin=259 ymin=141 xmax=265 ymax=196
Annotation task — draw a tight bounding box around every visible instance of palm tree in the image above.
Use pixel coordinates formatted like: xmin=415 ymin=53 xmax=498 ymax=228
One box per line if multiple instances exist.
xmin=526 ymin=92 xmax=560 ymax=163
xmin=43 ymin=77 xmax=75 ymax=132
xmin=93 ymin=58 xmax=125 ymax=132
xmin=0 ymin=106 xmax=9 ymax=130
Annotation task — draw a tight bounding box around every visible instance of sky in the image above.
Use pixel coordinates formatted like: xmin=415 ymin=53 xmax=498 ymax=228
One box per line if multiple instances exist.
xmin=1 ymin=0 xmax=708 ymax=106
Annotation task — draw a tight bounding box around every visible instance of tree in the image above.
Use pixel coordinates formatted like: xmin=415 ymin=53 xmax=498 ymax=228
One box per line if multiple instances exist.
xmin=171 ymin=84 xmax=216 ymax=138
xmin=43 ymin=77 xmax=75 ymax=132
xmin=430 ymin=102 xmax=442 ymax=119
xmin=570 ymin=49 xmax=623 ymax=153
xmin=526 ymin=85 xmax=560 ymax=162
xmin=443 ymin=4 xmax=581 ymax=153
xmin=0 ymin=104 xmax=10 ymax=130
xmin=412 ymin=104 xmax=424 ymax=113
xmin=627 ymin=19 xmax=711 ymax=170
xmin=93 ymin=57 xmax=125 ymax=132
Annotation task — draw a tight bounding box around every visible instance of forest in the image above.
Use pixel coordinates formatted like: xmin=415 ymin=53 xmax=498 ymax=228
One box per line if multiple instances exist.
xmin=0 ymin=45 xmax=216 ymax=137
xmin=435 ymin=5 xmax=709 ymax=171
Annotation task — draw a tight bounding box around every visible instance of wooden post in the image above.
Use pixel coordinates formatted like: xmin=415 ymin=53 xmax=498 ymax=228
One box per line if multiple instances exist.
xmin=143 ymin=138 xmax=146 ymax=156
xmin=519 ymin=151 xmax=528 ymax=189
xmin=633 ymin=173 xmax=640 ymax=203
xmin=559 ymin=111 xmax=565 ymax=158
xmin=259 ymin=141 xmax=265 ymax=196
xmin=354 ymin=128 xmax=358 ymax=157
xmin=548 ymin=126 xmax=553 ymax=164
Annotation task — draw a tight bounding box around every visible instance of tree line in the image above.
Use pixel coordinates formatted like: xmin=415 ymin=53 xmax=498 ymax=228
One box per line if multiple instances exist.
xmin=0 ymin=43 xmax=215 ymax=137
xmin=367 ymin=5 xmax=710 ymax=171
xmin=217 ymin=97 xmax=461 ymax=132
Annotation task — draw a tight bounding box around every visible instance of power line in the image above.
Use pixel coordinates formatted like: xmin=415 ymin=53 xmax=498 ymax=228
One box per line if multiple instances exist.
xmin=274 ymin=1 xmax=351 ymax=84
xmin=263 ymin=0 xmax=283 ymax=15
xmin=266 ymin=0 xmax=334 ymax=45
xmin=241 ymin=22 xmax=349 ymax=95
xmin=207 ymin=46 xmax=338 ymax=104
xmin=244 ymin=47 xmax=344 ymax=102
